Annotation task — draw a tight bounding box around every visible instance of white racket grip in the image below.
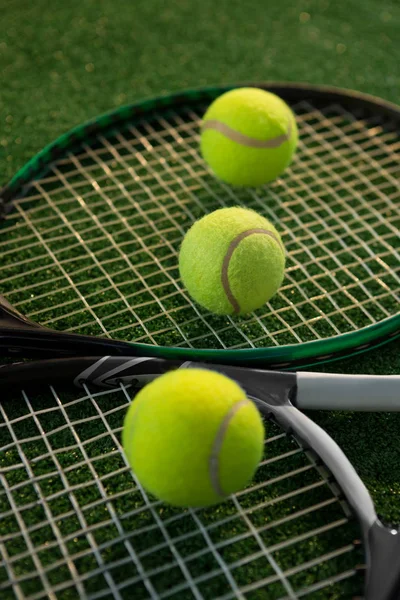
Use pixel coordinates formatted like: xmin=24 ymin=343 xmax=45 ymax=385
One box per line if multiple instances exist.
xmin=296 ymin=372 xmax=400 ymax=411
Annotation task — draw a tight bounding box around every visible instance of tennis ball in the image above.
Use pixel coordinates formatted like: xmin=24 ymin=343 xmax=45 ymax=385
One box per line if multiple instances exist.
xmin=201 ymin=87 xmax=298 ymax=186
xmin=122 ymin=368 xmax=264 ymax=507
xmin=179 ymin=207 xmax=285 ymax=315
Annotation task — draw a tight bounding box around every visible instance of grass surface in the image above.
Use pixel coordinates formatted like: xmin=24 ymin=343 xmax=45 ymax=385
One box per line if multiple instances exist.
xmin=1 ymin=0 xmax=400 ymax=597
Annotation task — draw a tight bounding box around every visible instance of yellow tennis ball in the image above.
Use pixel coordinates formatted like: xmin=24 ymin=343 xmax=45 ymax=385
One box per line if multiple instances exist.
xmin=122 ymin=369 xmax=264 ymax=507
xmin=179 ymin=207 xmax=285 ymax=315
xmin=201 ymin=87 xmax=298 ymax=186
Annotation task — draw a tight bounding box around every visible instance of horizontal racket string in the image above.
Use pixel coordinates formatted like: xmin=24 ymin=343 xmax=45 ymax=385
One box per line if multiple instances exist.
xmin=1 ymin=384 xmax=363 ymax=599
xmin=0 ymin=98 xmax=399 ymax=351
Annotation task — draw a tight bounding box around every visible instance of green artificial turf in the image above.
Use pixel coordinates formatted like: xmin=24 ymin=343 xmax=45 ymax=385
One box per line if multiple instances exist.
xmin=1 ymin=0 xmax=400 ymax=597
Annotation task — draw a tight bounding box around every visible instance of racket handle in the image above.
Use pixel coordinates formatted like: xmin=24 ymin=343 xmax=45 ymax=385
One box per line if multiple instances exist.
xmin=296 ymin=372 xmax=400 ymax=411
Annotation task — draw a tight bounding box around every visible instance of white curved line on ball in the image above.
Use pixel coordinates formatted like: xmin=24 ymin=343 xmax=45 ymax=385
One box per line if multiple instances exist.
xmin=202 ymin=119 xmax=292 ymax=148
xmin=221 ymin=228 xmax=284 ymax=314
xmin=209 ymin=398 xmax=250 ymax=498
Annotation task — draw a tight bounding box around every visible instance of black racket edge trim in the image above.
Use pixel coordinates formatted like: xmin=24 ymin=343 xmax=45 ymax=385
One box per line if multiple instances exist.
xmin=1 ymin=81 xmax=399 ymax=212
xmin=0 ymin=325 xmax=399 ymax=371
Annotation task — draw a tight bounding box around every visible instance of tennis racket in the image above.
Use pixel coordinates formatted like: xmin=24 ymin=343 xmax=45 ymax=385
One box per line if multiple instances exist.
xmin=0 ymin=83 xmax=399 ymax=369
xmin=1 ymin=360 xmax=400 ymax=599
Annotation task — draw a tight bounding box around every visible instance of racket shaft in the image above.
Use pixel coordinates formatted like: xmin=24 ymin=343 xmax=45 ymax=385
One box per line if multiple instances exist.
xmin=297 ymin=372 xmax=400 ymax=410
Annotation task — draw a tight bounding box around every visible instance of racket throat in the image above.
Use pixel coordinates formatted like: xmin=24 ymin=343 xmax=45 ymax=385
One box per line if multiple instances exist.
xmin=0 ymin=328 xmax=132 ymax=357
xmin=0 ymin=294 xmax=42 ymax=329
xmin=0 ymin=294 xmax=141 ymax=357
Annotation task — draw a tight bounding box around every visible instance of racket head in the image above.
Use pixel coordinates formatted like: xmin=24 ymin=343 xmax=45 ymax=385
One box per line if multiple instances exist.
xmin=1 ymin=82 xmax=399 ymax=369
xmin=3 ymin=364 xmax=400 ymax=599
xmin=0 ymin=378 xmax=366 ymax=599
